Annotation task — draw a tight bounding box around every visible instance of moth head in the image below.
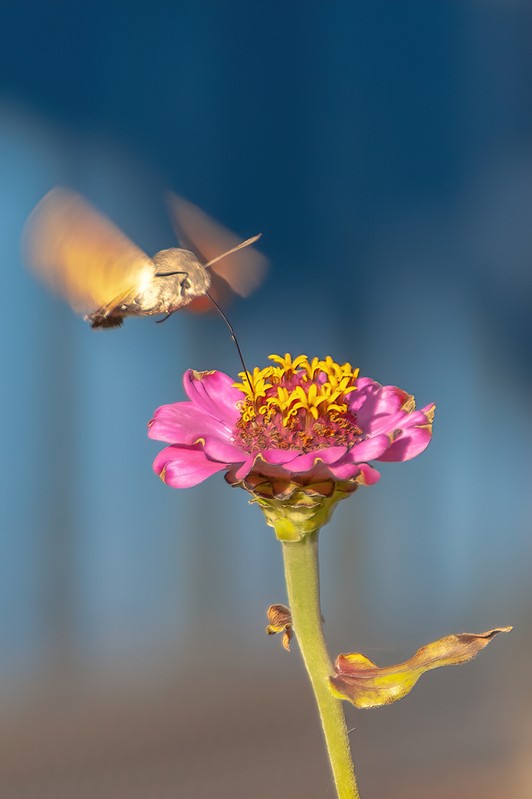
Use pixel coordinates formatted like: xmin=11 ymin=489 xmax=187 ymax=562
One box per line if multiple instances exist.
xmin=153 ymin=248 xmax=211 ymax=299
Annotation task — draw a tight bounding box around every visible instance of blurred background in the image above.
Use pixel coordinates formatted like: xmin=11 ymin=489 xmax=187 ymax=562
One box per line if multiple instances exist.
xmin=1 ymin=1 xmax=531 ymax=797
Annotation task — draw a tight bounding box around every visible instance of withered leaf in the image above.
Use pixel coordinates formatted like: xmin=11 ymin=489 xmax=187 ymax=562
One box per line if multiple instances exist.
xmin=330 ymin=627 xmax=512 ymax=708
xmin=266 ymin=604 xmax=293 ymax=652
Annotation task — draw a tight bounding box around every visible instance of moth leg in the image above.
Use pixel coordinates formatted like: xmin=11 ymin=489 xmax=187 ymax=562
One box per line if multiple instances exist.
xmin=155 ymin=311 xmax=176 ymax=324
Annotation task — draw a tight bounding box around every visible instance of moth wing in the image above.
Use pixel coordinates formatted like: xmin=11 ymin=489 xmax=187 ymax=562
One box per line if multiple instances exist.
xmin=23 ymin=187 xmax=155 ymax=314
xmin=166 ymin=192 xmax=268 ymax=308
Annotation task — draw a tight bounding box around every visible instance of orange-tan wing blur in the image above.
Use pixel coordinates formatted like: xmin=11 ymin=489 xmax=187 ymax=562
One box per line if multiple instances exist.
xmin=166 ymin=192 xmax=268 ymax=312
xmin=23 ymin=188 xmax=155 ymax=314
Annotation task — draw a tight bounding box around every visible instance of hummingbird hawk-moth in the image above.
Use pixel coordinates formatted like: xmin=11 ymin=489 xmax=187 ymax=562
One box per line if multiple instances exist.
xmin=23 ymin=188 xmax=267 ymax=328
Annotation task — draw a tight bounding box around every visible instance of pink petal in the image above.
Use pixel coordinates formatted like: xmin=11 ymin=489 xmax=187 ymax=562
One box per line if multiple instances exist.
xmin=148 ymin=401 xmax=232 ymax=444
xmin=183 ymin=369 xmax=242 ymax=424
xmin=348 ymin=435 xmax=390 ymax=462
xmin=377 ymin=404 xmax=434 ymax=462
xmin=227 ymin=450 xmax=302 ymax=482
xmin=353 ymin=383 xmax=412 ymax=434
xmin=325 ymin=457 xmax=382 ymax=482
xmin=347 ymin=378 xmax=382 ymax=414
xmin=202 ymin=435 xmax=248 ymax=463
xmin=261 ymin=449 xmax=301 ymax=465
xmin=363 ymin=406 xmax=432 ymax=441
xmin=153 ymin=445 xmax=227 ymax=488
xmin=285 ymin=446 xmax=348 ymax=473
xmin=235 ymin=455 xmax=261 ymax=480
xmin=327 ymin=460 xmax=362 ymax=479
xmin=356 ymin=463 xmax=381 ymax=485
xmin=377 ymin=425 xmax=432 ymax=462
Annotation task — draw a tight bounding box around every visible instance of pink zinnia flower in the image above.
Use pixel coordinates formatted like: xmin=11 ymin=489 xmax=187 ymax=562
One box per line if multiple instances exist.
xmin=148 ymin=354 xmax=435 ymax=537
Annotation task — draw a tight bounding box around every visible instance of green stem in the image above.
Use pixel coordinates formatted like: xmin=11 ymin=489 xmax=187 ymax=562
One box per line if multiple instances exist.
xmin=282 ymin=531 xmax=360 ymax=799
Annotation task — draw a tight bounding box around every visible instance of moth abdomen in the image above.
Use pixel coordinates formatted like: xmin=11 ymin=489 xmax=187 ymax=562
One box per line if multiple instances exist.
xmin=86 ymin=313 xmax=124 ymax=329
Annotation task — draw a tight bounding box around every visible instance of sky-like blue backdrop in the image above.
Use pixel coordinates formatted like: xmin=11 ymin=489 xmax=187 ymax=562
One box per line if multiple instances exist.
xmin=1 ymin=3 xmax=531 ymax=797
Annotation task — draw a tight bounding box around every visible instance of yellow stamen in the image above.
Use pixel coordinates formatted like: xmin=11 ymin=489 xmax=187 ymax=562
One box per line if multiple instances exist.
xmin=234 ymin=354 xmax=360 ymax=429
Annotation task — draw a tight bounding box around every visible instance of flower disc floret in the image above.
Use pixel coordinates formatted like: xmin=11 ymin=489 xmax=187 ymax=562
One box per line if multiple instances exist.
xmin=233 ymin=355 xmax=362 ymax=451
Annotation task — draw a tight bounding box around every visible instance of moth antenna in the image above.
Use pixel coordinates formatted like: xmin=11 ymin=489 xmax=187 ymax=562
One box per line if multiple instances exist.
xmin=205 ymin=291 xmax=255 ymax=399
xmin=203 ymin=233 xmax=262 ymax=269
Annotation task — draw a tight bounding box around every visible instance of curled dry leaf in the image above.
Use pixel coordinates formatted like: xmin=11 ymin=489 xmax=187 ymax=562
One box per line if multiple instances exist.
xmin=330 ymin=627 xmax=512 ymax=709
xmin=266 ymin=604 xmax=293 ymax=652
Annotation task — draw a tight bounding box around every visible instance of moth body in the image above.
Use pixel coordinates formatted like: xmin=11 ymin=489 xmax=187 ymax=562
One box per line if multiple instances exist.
xmin=87 ymin=250 xmax=211 ymax=328
xmin=24 ymin=188 xmax=267 ymax=329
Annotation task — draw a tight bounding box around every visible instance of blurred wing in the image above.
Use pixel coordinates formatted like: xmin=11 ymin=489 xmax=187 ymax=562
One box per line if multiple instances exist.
xmin=23 ymin=188 xmax=155 ymax=314
xmin=166 ymin=192 xmax=268 ymax=305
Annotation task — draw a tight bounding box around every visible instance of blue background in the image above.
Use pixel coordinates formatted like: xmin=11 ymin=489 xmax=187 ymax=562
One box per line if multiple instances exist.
xmin=1 ymin=2 xmax=531 ymax=797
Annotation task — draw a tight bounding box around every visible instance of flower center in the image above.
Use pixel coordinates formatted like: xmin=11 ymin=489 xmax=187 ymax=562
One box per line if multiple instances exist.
xmin=233 ymin=354 xmax=363 ymax=453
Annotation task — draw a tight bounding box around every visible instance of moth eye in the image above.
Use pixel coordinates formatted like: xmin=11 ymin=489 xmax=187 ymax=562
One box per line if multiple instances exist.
xmin=182 ymin=277 xmax=190 ymax=290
